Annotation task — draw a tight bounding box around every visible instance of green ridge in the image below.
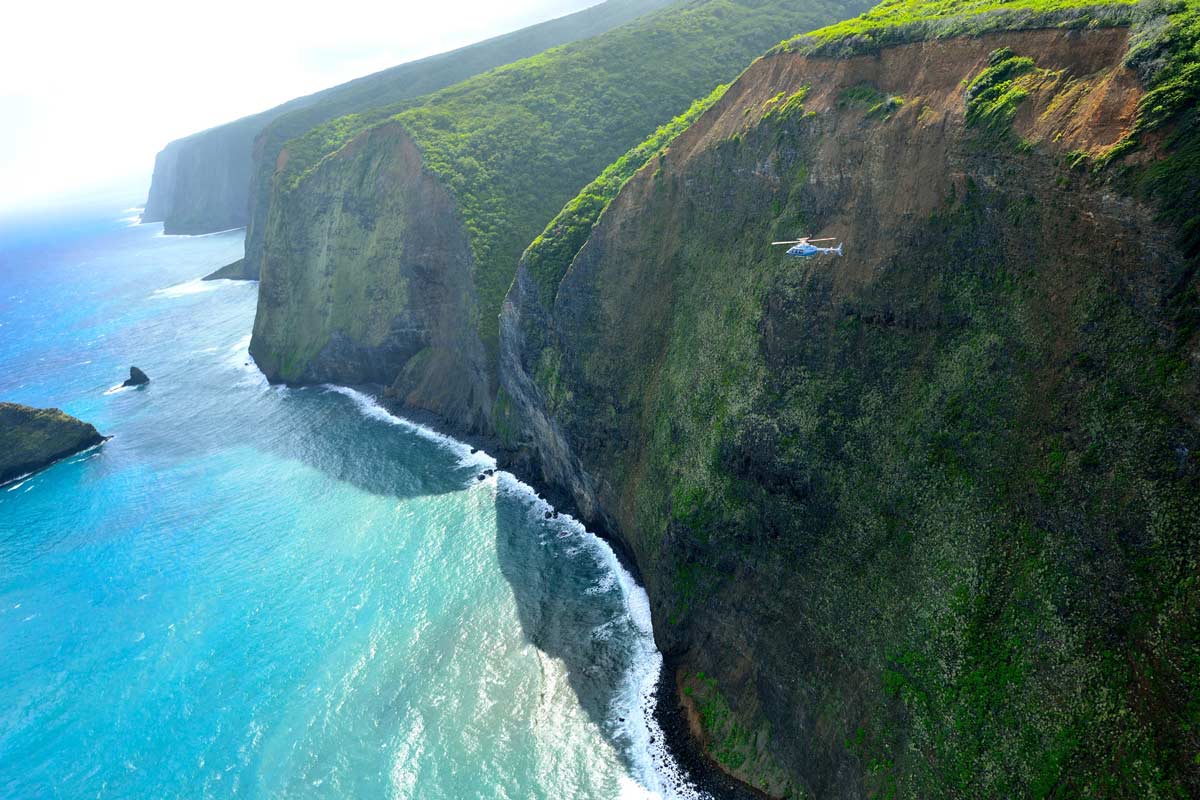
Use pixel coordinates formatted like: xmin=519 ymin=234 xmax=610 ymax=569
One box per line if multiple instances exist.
xmin=523 ymin=83 xmax=730 ymax=308
xmin=275 ymin=0 xmax=872 ymax=359
xmin=779 ymin=0 xmax=1143 ymax=53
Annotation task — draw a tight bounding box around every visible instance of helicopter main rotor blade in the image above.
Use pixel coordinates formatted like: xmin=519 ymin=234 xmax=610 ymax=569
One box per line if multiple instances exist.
xmin=771 ymin=241 xmax=805 ymax=245
xmin=806 ymin=238 xmax=838 ymax=243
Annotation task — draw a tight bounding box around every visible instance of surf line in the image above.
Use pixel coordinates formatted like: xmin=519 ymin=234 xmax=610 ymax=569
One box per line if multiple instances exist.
xmin=321 ymin=383 xmax=708 ymax=800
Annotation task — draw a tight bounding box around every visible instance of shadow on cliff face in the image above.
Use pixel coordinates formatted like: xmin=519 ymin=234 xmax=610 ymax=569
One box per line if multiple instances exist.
xmin=492 ymin=486 xmax=651 ymax=778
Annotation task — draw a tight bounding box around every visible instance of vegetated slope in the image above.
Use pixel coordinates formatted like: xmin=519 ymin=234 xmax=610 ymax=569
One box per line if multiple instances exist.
xmin=0 ymin=403 xmax=106 ymax=485
xmin=498 ymin=0 xmax=1200 ymax=795
xmin=141 ymin=0 xmax=672 ymax=236
xmin=249 ymin=0 xmax=874 ymax=433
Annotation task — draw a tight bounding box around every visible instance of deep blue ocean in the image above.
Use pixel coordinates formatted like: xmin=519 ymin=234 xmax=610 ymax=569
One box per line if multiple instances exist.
xmin=0 ymin=205 xmax=699 ymax=799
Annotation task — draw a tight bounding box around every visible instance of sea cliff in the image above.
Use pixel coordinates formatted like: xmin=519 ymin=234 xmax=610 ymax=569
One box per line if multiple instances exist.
xmin=498 ymin=8 xmax=1199 ymax=797
xmin=248 ymin=0 xmax=872 ymax=433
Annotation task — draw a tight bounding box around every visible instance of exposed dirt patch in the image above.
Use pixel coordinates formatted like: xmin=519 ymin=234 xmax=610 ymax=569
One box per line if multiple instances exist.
xmin=651 ymin=26 xmax=1140 ymax=301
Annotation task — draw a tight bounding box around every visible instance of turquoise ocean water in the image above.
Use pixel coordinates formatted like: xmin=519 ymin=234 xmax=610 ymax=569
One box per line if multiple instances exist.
xmin=0 ymin=206 xmax=699 ymax=799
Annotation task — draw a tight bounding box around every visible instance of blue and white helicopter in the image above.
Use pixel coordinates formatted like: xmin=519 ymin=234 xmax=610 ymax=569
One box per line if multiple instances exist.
xmin=772 ymin=236 xmax=844 ymax=258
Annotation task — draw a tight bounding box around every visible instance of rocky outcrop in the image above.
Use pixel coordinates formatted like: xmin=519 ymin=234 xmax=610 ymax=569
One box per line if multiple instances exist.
xmin=143 ymin=0 xmax=673 ymax=241
xmin=122 ymin=367 xmax=150 ymax=387
xmin=0 ymin=403 xmax=107 ymax=485
xmin=203 ymin=259 xmax=250 ymax=282
xmin=499 ymin=25 xmax=1199 ymax=798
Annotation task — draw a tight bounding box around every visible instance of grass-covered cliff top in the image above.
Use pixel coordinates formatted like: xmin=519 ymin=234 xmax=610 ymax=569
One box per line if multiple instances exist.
xmin=275 ymin=0 xmax=873 ymax=357
xmin=780 ymin=0 xmax=1144 ymax=53
xmin=241 ymin=0 xmax=675 ymax=258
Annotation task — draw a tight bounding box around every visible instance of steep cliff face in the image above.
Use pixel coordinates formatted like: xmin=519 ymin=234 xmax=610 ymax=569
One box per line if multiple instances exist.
xmin=238 ymin=0 xmax=676 ymax=278
xmin=250 ymin=123 xmax=494 ymax=431
xmin=142 ymin=121 xmax=268 ymax=234
xmin=142 ymin=0 xmax=673 ymax=241
xmin=141 ymin=146 xmax=177 ymax=224
xmin=249 ymin=0 xmax=873 ymax=428
xmin=500 ymin=23 xmax=1199 ymax=798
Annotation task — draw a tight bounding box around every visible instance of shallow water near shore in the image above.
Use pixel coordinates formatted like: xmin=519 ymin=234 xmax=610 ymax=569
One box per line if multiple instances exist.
xmin=0 ymin=206 xmax=702 ymax=799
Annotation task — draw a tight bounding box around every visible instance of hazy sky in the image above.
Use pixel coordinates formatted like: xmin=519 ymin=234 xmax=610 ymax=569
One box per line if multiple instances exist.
xmin=0 ymin=0 xmax=602 ymax=214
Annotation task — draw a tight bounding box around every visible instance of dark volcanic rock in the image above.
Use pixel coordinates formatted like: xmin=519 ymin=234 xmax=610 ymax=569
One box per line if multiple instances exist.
xmin=0 ymin=403 xmax=107 ymax=485
xmin=202 ymin=259 xmax=251 ymax=282
xmin=123 ymin=367 xmax=150 ymax=387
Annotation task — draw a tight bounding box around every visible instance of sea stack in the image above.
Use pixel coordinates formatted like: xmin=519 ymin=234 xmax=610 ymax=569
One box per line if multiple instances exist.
xmin=0 ymin=403 xmax=107 ymax=485
xmin=123 ymin=367 xmax=150 ymax=387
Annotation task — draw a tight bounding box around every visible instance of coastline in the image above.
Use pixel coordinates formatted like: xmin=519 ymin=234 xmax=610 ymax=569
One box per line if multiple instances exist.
xmin=370 ymin=390 xmax=763 ymax=800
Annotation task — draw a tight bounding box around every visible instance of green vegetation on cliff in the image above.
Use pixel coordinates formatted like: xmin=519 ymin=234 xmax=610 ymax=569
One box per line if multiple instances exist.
xmin=503 ymin=1 xmax=1200 ymax=795
xmin=780 ymin=0 xmax=1143 ymax=53
xmin=786 ymin=0 xmax=1200 ymax=209
xmin=0 ymin=403 xmax=106 ymax=484
xmin=564 ymin=106 xmax=1196 ymax=800
xmin=275 ymin=0 xmax=874 ymax=358
xmin=522 ymin=83 xmax=729 ymax=308
xmin=148 ymin=0 xmax=673 ymax=236
xmin=239 ymin=0 xmax=676 ymax=270
xmin=1125 ymin=0 xmax=1200 ymax=272
xmin=964 ymin=47 xmax=1038 ymax=131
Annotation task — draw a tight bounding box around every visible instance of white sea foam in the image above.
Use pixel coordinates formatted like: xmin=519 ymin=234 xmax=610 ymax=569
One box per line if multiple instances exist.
xmin=103 ymin=383 xmax=133 ymax=396
xmin=226 ymin=335 xmax=269 ymax=390
xmin=3 ymin=442 xmax=106 ymax=490
xmin=323 ymin=385 xmax=495 ymax=472
xmin=154 ymin=226 xmax=246 ymax=239
xmin=152 ymin=279 xmax=220 ymax=299
xmin=491 ymin=471 xmax=706 ymax=800
xmin=119 ymin=207 xmax=145 ymax=227
xmin=323 ymin=384 xmax=704 ymax=798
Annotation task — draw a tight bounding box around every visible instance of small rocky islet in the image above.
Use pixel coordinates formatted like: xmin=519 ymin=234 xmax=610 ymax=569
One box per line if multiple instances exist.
xmin=122 ymin=366 xmax=150 ymax=387
xmin=0 ymin=403 xmax=107 ymax=485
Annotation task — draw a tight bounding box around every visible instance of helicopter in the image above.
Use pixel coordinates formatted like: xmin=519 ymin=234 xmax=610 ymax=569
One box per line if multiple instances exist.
xmin=772 ymin=237 xmax=844 ymax=258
